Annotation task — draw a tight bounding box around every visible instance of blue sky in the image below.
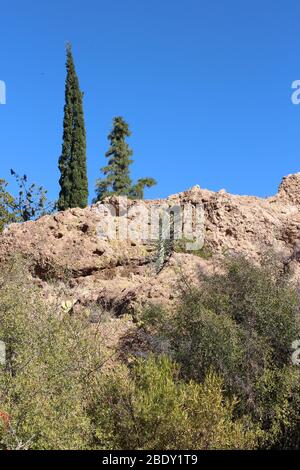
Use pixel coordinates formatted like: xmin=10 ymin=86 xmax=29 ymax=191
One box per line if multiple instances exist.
xmin=0 ymin=0 xmax=299 ymax=202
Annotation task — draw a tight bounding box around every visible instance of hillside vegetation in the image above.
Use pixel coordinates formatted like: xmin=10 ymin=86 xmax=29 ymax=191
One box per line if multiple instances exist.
xmin=0 ymin=254 xmax=299 ymax=449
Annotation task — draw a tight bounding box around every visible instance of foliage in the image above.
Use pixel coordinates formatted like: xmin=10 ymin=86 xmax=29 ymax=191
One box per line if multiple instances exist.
xmin=95 ymin=116 xmax=133 ymax=200
xmin=155 ymin=210 xmax=176 ymax=273
xmin=0 ymin=255 xmax=299 ymax=449
xmin=10 ymin=169 xmax=54 ymax=221
xmin=154 ymin=214 xmax=212 ymax=274
xmin=0 ymin=179 xmax=16 ymax=232
xmin=94 ymin=117 xmax=156 ymax=201
xmin=1 ymin=173 xmax=54 ymax=232
xmin=174 ymin=239 xmax=212 ymax=259
xmin=130 ymin=177 xmax=157 ymax=199
xmin=0 ymin=258 xmax=103 ymax=449
xmin=142 ymin=255 xmax=300 ymax=448
xmin=155 ymin=227 xmax=173 ymax=274
xmin=91 ymin=355 xmax=259 ymax=450
xmin=58 ymin=44 xmax=88 ymax=210
xmin=254 ymin=366 xmax=300 ymax=448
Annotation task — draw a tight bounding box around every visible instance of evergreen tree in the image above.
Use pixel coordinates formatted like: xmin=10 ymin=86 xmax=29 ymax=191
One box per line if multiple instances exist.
xmin=57 ymin=44 xmax=88 ymax=210
xmin=95 ymin=117 xmax=133 ymax=200
xmin=130 ymin=177 xmax=157 ymax=199
xmin=94 ymin=117 xmax=156 ymax=201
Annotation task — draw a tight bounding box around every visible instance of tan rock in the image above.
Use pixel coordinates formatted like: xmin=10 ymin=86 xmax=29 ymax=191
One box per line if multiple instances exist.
xmin=0 ymin=174 xmax=300 ymax=314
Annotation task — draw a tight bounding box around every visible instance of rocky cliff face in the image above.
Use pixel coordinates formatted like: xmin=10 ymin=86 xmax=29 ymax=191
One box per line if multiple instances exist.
xmin=0 ymin=173 xmax=300 ymax=315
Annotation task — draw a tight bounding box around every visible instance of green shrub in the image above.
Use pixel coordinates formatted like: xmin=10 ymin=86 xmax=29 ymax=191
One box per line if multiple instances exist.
xmin=142 ymin=255 xmax=300 ymax=448
xmin=174 ymin=239 xmax=212 ymax=259
xmin=0 ymin=179 xmax=16 ymax=232
xmin=0 ymin=258 xmax=104 ymax=449
xmin=1 ymin=254 xmax=299 ymax=449
xmin=0 ymin=175 xmax=54 ymax=233
xmin=202 ymin=256 xmax=300 ymax=365
xmin=91 ymin=355 xmax=259 ymax=450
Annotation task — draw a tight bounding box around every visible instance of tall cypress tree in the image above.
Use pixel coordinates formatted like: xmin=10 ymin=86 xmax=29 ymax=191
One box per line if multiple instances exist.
xmin=94 ymin=117 xmax=156 ymax=201
xmin=58 ymin=44 xmax=88 ymax=210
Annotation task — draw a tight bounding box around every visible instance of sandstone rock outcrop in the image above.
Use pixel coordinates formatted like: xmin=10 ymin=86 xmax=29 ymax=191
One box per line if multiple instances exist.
xmin=0 ymin=173 xmax=300 ymax=314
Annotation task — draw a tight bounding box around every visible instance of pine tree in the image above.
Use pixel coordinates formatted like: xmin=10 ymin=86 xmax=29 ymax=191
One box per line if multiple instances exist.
xmin=94 ymin=117 xmax=156 ymax=201
xmin=57 ymin=44 xmax=88 ymax=210
xmin=130 ymin=177 xmax=157 ymax=199
xmin=95 ymin=117 xmax=133 ymax=201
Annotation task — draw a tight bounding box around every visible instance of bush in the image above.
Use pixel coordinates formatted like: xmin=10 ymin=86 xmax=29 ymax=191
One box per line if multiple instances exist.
xmin=202 ymin=256 xmax=300 ymax=365
xmin=142 ymin=255 xmax=300 ymax=448
xmin=0 ymin=173 xmax=54 ymax=233
xmin=91 ymin=355 xmax=259 ymax=450
xmin=0 ymin=258 xmax=104 ymax=449
xmin=1 ymin=254 xmax=299 ymax=449
xmin=174 ymin=239 xmax=212 ymax=259
xmin=0 ymin=179 xmax=16 ymax=232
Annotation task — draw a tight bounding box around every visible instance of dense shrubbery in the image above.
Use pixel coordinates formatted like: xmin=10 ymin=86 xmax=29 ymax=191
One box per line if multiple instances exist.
xmin=142 ymin=255 xmax=300 ymax=448
xmin=90 ymin=355 xmax=259 ymax=450
xmin=1 ymin=255 xmax=300 ymax=449
xmin=0 ymin=258 xmax=103 ymax=449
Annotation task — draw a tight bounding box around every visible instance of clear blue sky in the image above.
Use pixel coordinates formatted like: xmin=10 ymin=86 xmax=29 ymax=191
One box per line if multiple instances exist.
xmin=0 ymin=0 xmax=299 ymax=202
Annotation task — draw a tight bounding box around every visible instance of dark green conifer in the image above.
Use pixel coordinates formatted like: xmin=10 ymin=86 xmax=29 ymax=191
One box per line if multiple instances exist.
xmin=95 ymin=117 xmax=156 ymax=201
xmin=130 ymin=177 xmax=157 ymax=199
xmin=58 ymin=44 xmax=88 ymax=210
xmin=95 ymin=117 xmax=133 ymax=200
